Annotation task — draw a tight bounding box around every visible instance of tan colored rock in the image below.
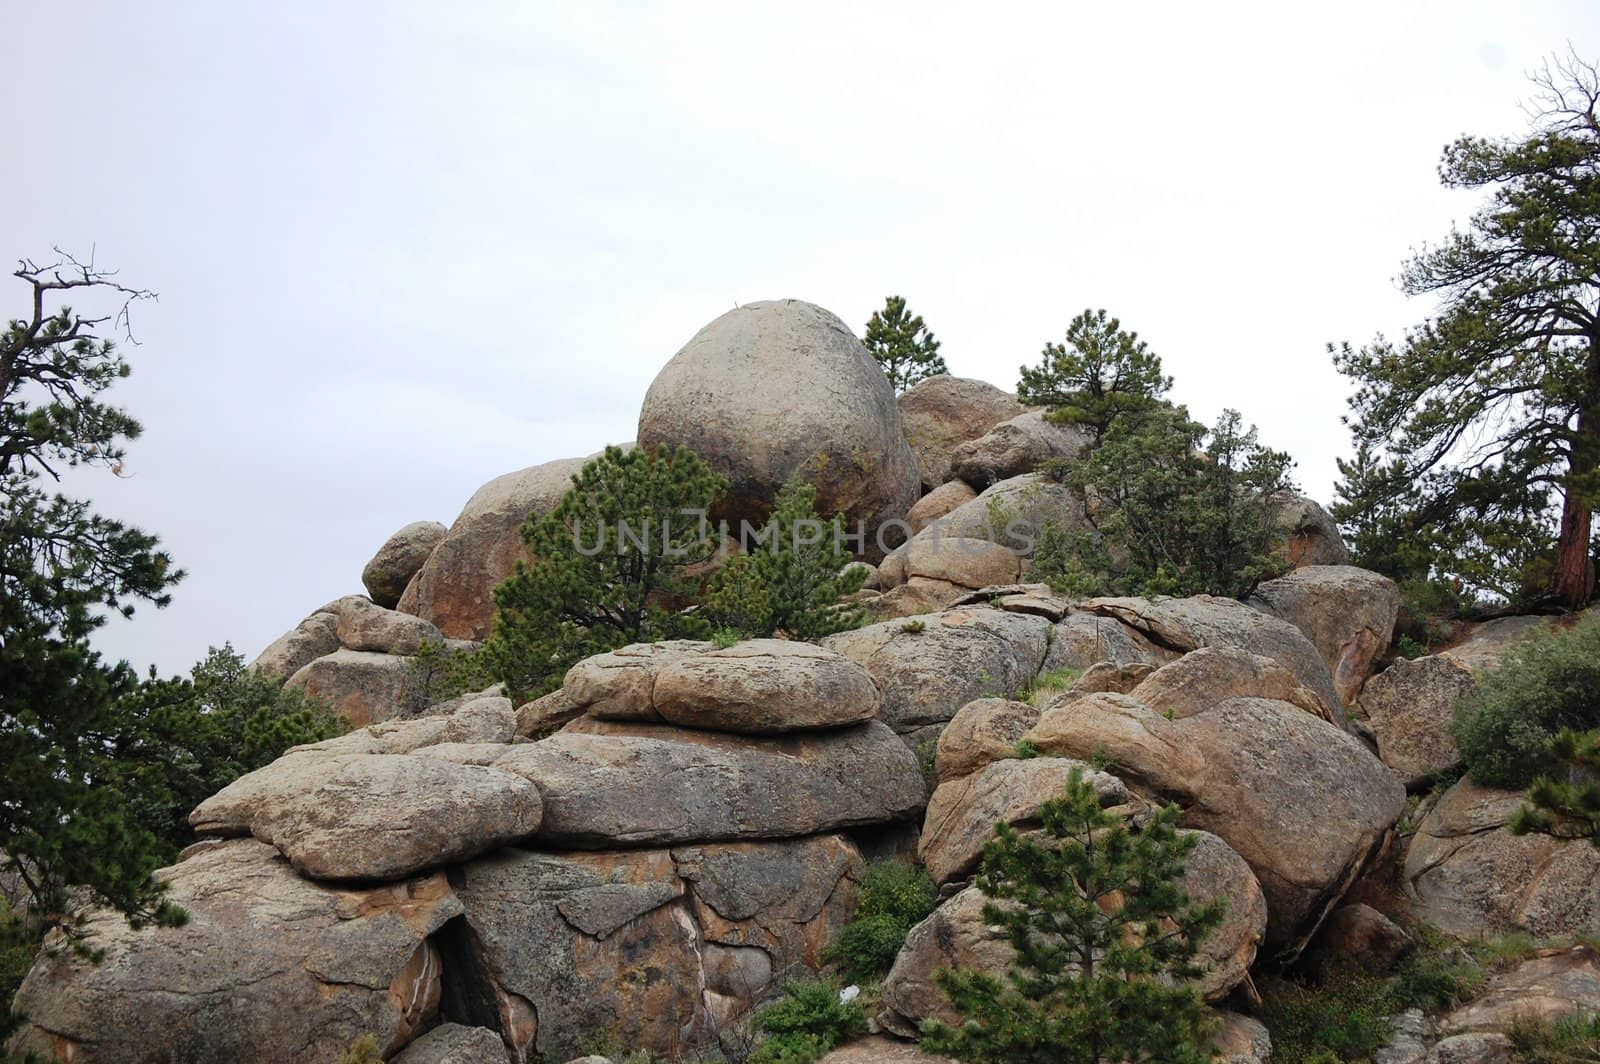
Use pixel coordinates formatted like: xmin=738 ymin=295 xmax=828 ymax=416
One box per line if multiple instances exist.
xmin=1404 ymin=777 xmax=1600 ymax=938
xmin=1053 ymin=660 xmax=1158 ymax=701
xmin=1359 ymin=655 xmax=1476 ymax=788
xmin=285 ymin=648 xmax=416 ymax=727
xmin=517 ymin=688 xmax=583 ymax=737
xmin=1435 ymin=946 xmax=1600 ymax=1040
xmin=1248 ymin=565 xmax=1401 ymax=705
xmin=495 ymin=718 xmax=925 ymax=846
xmin=563 ymin=640 xmax=714 ymax=722
xmin=1270 ymin=492 xmax=1350 ymax=568
xmin=1025 ymin=691 xmax=1405 ymax=958
xmin=1440 ymin=614 xmax=1560 ymax=674
xmin=650 ymin=640 xmax=880 ymax=733
xmin=249 ymin=754 xmax=543 ymax=881
xmin=933 ymin=698 xmax=1040 ymax=785
xmin=1213 ymin=1011 xmax=1273 ymax=1064
xmin=6 ymin=840 xmax=461 ymax=1064
xmin=884 ymin=831 xmax=1264 ymax=1031
xmin=821 ymin=1036 xmax=956 ymax=1063
xmin=904 ymin=535 xmax=1023 ymax=590
xmin=391 ymin=1024 xmax=505 ymax=1064
xmin=1041 ymin=609 xmax=1176 ymax=672
xmin=922 ymin=471 xmax=1085 ymax=549
xmin=250 ymin=605 xmax=341 ymax=681
xmin=907 ymin=480 xmax=978 ymax=533
xmin=1131 ymin=645 xmax=1332 ymax=722
xmin=636 ymin=300 xmax=920 ymax=555
xmin=403 ymin=455 xmax=589 ymax=640
xmin=877 ymin=577 xmax=970 ymax=618
xmin=1308 ymin=903 xmax=1413 ymax=971
xmin=898 ymin=375 xmax=1024 ymax=490
xmin=822 ymin=607 xmax=1051 ymax=734
xmin=1080 ymin=594 xmax=1343 ymax=723
xmin=449 ymin=835 xmax=860 ymax=1061
xmin=333 ymin=595 xmax=444 ymax=656
xmin=950 ymin=410 xmax=1091 ymax=490
xmin=918 ymin=757 xmax=1132 ymax=886
xmin=952 ymin=583 xmax=1075 ymax=621
xmin=362 ymin=520 xmax=448 ymax=609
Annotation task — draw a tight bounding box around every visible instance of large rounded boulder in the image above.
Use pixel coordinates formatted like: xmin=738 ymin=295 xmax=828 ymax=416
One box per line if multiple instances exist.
xmin=637 ymin=300 xmax=920 ymax=553
xmin=897 ymin=374 xmax=1024 ymax=490
xmin=361 ymin=520 xmax=448 ymax=609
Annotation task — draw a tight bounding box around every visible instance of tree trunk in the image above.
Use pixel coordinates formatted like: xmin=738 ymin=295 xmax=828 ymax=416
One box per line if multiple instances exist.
xmin=1555 ymin=340 xmax=1600 ymax=608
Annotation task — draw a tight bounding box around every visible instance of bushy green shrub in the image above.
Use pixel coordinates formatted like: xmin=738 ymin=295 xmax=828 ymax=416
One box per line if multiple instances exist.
xmin=406 ymin=636 xmax=496 ymax=710
xmin=1507 ymin=1010 xmax=1600 ymax=1061
xmin=823 ymin=860 xmax=937 ymax=982
xmin=750 ymin=979 xmax=866 ymax=1064
xmin=1258 ymin=969 xmax=1395 ymax=1064
xmin=1452 ymin=614 xmax=1600 ymax=788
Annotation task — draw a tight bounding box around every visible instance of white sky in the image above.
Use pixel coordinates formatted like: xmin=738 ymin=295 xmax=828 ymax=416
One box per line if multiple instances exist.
xmin=7 ymin=2 xmax=1597 ymax=675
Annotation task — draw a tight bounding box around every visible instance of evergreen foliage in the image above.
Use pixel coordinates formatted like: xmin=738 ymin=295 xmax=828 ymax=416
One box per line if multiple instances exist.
xmin=864 ymin=296 xmax=946 ymax=393
xmin=1333 ymin=53 xmax=1600 ymax=608
xmin=702 ymin=478 xmax=868 ymax=640
xmin=483 ymin=444 xmax=725 ymax=700
xmin=1017 ymin=309 xmax=1172 ymax=442
xmin=822 ymin=859 xmax=937 ymax=983
xmin=1512 ymin=727 xmax=1600 ymax=844
xmin=919 ymin=768 xmax=1222 ymax=1064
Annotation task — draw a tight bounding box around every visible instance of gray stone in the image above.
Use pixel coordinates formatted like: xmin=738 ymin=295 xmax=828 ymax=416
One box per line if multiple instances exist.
xmin=1359 ymin=655 xmax=1476 ymax=788
xmin=898 ymin=374 xmax=1024 ymax=490
xmin=949 ymin=410 xmax=1091 ymax=490
xmin=1248 ymin=565 xmax=1401 ymax=705
xmin=285 ymin=648 xmax=416 ymax=728
xmin=362 ymin=520 xmax=448 ymax=609
xmin=250 ymin=606 xmax=341 ymax=681
xmin=392 ymin=1023 xmax=506 ymax=1064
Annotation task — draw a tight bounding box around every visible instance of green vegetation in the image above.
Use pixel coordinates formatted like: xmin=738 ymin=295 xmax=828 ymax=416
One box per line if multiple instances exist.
xmin=1017 ymin=308 xmax=1171 ymax=444
xmin=1513 ymin=726 xmax=1600 ymax=845
xmin=823 ymin=859 xmax=938 ymax=983
xmin=920 ymin=769 xmax=1222 ymax=1064
xmin=1023 ymin=666 xmax=1082 ymax=707
xmin=1031 ymin=405 xmax=1295 ymax=599
xmin=702 ymin=479 xmax=868 ymax=640
xmin=1508 ymin=1011 xmax=1600 ymax=1061
xmin=864 ymin=295 xmax=946 ymax=393
xmin=1452 ymin=614 xmax=1600 ymax=788
xmin=749 ymin=978 xmax=867 ymax=1064
xmin=484 ymin=444 xmax=725 ymax=700
xmin=335 ymin=1034 xmax=383 ymax=1064
xmin=1331 ymin=54 xmax=1600 ymax=610
xmin=406 ymin=636 xmax=496 ymax=709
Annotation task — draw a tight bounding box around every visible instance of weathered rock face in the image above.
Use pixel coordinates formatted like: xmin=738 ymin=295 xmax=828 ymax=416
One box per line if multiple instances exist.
xmin=1080 ymin=595 xmax=1343 ymax=723
xmin=949 ymin=410 xmax=1091 ymax=490
xmin=1434 ymin=945 xmax=1600 ymax=1040
xmin=7 ymin=840 xmax=462 ymax=1064
xmin=898 ymin=375 xmax=1024 ymax=490
xmin=1404 ymin=777 xmax=1600 ymax=938
xmin=1247 ymin=565 xmax=1401 ymax=706
xmin=636 ymin=300 xmax=920 ymax=553
xmin=907 ymin=480 xmax=978 ymax=534
xmin=1025 ymin=691 xmax=1405 ymax=958
xmin=400 ymin=455 xmax=589 ymax=640
xmin=445 ymin=835 xmax=861 ymax=1061
xmin=1042 ymin=609 xmax=1175 ymax=673
xmin=1269 ymin=493 xmax=1350 ymax=568
xmin=1358 ymin=655 xmax=1476 ymax=788
xmin=919 ymin=757 xmax=1133 ymax=886
xmin=822 ymin=607 xmax=1051 ymax=739
xmin=285 ymin=648 xmax=416 ymax=727
xmin=566 ymin=639 xmax=880 ymax=734
xmin=1439 ymin=614 xmax=1559 ymax=674
xmin=250 ymin=604 xmax=341 ymax=681
xmin=902 ymin=536 xmax=1023 ymax=591
xmin=1214 ymin=1012 xmax=1273 ymax=1064
xmin=915 ymin=472 xmax=1084 ymax=551
xmin=333 ymin=595 xmax=445 ymax=656
xmin=362 ymin=521 xmax=448 ymax=609
xmin=391 ymin=1023 xmax=504 ymax=1064
xmin=933 ymin=698 xmax=1040 ymax=785
xmin=883 ymin=830 xmax=1265 ymax=1031
xmin=1308 ymin=903 xmax=1413 ymax=972
xmin=495 ymin=718 xmax=925 ymax=846
xmin=1130 ymin=646 xmax=1331 ymax=723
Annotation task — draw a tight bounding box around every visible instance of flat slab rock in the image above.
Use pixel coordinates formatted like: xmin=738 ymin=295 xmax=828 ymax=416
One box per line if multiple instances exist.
xmin=8 ymin=840 xmax=462 ymax=1064
xmin=565 ymin=638 xmax=880 ymax=733
xmin=494 ymin=717 xmax=925 ymax=846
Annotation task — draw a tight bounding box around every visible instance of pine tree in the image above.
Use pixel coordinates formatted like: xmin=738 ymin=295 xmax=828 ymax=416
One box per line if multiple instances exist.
xmin=1512 ymin=728 xmax=1600 ymax=845
xmin=483 ymin=444 xmax=725 ymax=700
xmin=864 ymin=295 xmax=946 ymax=393
xmin=701 ymin=478 xmax=867 ymax=640
xmin=1017 ymin=309 xmax=1171 ymax=443
xmin=919 ymin=768 xmax=1223 ymax=1064
xmin=1334 ymin=52 xmax=1600 ymax=608
xmin=1 ymin=251 xmax=187 ymax=947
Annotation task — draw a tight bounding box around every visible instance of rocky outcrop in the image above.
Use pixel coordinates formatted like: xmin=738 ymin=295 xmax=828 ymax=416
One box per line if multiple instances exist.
xmin=907 ymin=480 xmax=977 ymax=533
xmin=332 ymin=595 xmax=445 ymax=656
xmin=1404 ymin=777 xmax=1600 ymax=938
xmin=1308 ymin=903 xmax=1413 ymax=972
xmin=446 ymin=835 xmax=861 ymax=1061
xmin=949 ymin=410 xmax=1091 ymax=489
xmin=932 ymin=698 xmax=1040 ymax=785
xmin=567 ymin=639 xmax=879 ymax=733
xmin=362 ymin=520 xmax=448 ymax=609
xmin=1269 ymin=493 xmax=1349 ymax=568
xmin=1080 ymin=594 xmax=1343 ymax=722
xmin=1358 ymin=654 xmax=1476 ymax=788
xmin=636 ymin=300 xmax=920 ymax=553
xmin=250 ymin=603 xmax=342 ymax=681
xmin=898 ymin=375 xmax=1024 ymax=490
xmin=8 ymin=840 xmax=462 ymax=1063
xmin=1130 ymin=646 xmax=1331 ymax=723
xmin=496 ymin=718 xmax=925 ymax=846
xmin=1440 ymin=614 xmax=1560 ymax=674
xmin=1025 ymin=691 xmax=1404 ymax=958
xmin=883 ymin=830 xmax=1266 ymax=1031
xmin=822 ymin=607 xmax=1051 ymax=744
xmin=391 ymin=1024 xmax=504 ymax=1064
xmin=1247 ymin=565 xmax=1401 ymax=705
xmin=399 ymin=455 xmax=589 ymax=640
xmin=285 ymin=648 xmax=417 ymax=727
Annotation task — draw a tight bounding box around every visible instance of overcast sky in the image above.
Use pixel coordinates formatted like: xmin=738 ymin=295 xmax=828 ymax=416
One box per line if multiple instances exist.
xmin=7 ymin=2 xmax=1597 ymax=676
